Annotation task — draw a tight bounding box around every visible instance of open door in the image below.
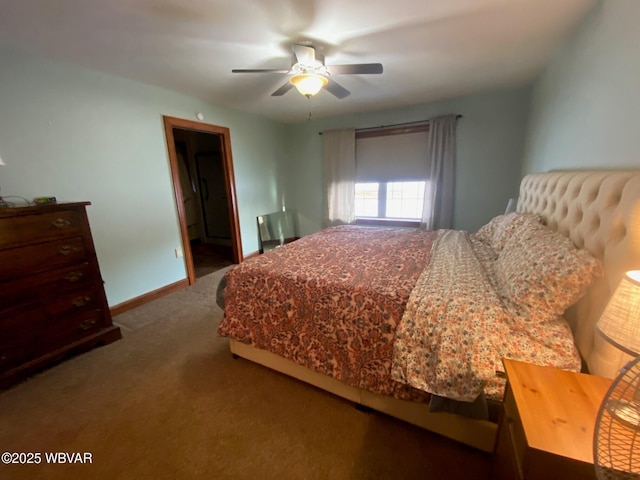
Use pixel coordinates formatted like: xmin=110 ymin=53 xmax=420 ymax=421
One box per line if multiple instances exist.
xmin=163 ymin=116 xmax=242 ymax=285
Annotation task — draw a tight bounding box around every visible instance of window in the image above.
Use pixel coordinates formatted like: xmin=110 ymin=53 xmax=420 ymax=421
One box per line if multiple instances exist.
xmin=354 ymin=124 xmax=430 ymax=225
xmin=387 ymin=181 xmax=425 ymax=219
xmin=354 ymin=182 xmax=379 ymax=217
xmin=355 ymin=181 xmax=428 ymax=221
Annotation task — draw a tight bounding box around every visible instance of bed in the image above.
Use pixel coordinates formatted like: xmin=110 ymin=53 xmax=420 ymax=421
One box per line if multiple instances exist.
xmin=217 ymin=170 xmax=640 ymax=452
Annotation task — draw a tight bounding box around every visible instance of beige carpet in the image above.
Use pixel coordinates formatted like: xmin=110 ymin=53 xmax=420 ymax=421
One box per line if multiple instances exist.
xmin=0 ymin=268 xmax=490 ymax=480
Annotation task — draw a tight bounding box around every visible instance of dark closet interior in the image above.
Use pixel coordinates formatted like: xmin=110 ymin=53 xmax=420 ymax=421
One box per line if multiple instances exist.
xmin=173 ymin=128 xmax=234 ymax=278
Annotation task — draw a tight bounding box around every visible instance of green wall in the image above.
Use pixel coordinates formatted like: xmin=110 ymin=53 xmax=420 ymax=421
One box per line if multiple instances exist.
xmin=0 ymin=47 xmax=537 ymax=307
xmin=285 ymin=87 xmax=532 ymax=235
xmin=0 ymin=47 xmax=288 ymax=306
xmin=523 ymin=0 xmax=640 ymax=172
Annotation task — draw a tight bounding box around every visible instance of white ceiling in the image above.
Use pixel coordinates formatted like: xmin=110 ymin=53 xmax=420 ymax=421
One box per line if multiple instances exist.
xmin=0 ymin=0 xmax=596 ymax=123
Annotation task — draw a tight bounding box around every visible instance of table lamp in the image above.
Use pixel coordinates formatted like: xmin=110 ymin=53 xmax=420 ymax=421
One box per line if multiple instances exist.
xmin=593 ymin=270 xmax=640 ymax=478
xmin=596 ymin=270 xmax=640 ymax=358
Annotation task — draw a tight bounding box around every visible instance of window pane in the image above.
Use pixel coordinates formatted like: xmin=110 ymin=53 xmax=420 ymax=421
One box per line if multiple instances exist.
xmin=355 ymin=182 xmax=379 ymax=217
xmin=385 ymin=181 xmax=425 ymax=219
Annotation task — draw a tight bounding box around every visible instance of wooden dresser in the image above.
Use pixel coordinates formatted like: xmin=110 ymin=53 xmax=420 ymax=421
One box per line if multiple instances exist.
xmin=0 ymin=202 xmax=121 ymax=387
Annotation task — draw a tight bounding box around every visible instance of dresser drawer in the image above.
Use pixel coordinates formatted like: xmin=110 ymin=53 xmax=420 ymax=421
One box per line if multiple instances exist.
xmin=0 ymin=236 xmax=87 ymax=282
xmin=0 ymin=209 xmax=83 ymax=249
xmin=41 ymin=310 xmax=105 ymax=352
xmin=0 ymin=263 xmax=93 ymax=312
xmin=0 ymin=304 xmax=42 ymax=373
xmin=41 ymin=286 xmax=104 ymax=343
xmin=503 ymin=385 xmax=526 ymax=478
xmin=44 ymin=285 xmax=100 ymax=317
xmin=0 ymin=293 xmax=105 ymax=373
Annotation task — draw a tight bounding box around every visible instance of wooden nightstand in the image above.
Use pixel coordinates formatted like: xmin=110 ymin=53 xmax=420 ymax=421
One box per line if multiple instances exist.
xmin=489 ymin=359 xmax=612 ymax=480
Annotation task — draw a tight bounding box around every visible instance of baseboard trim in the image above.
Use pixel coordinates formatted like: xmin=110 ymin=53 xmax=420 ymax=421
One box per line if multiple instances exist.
xmin=109 ymin=278 xmax=189 ymax=316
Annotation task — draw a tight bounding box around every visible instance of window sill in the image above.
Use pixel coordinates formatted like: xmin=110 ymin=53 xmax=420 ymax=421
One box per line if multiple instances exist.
xmin=354 ymin=218 xmax=421 ymax=228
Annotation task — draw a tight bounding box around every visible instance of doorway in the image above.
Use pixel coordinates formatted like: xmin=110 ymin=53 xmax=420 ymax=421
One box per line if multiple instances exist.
xmin=163 ymin=116 xmax=242 ymax=284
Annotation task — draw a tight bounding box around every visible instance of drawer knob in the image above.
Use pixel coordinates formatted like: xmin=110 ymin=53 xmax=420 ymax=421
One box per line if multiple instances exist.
xmin=59 ymin=245 xmax=79 ymax=256
xmin=72 ymin=296 xmax=91 ymax=307
xmin=79 ymin=319 xmax=97 ymax=330
xmin=64 ymin=271 xmax=84 ymax=282
xmin=52 ymin=218 xmax=72 ymax=229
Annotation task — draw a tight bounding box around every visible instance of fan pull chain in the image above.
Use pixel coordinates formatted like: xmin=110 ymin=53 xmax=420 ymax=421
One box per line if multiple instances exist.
xmin=308 ymin=96 xmax=312 ymax=121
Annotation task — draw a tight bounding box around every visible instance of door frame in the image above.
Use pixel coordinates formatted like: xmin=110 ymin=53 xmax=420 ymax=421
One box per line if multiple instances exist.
xmin=163 ymin=115 xmax=243 ymax=285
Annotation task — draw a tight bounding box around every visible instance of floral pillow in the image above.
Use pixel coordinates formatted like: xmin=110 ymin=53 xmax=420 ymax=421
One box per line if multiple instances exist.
xmin=473 ymin=213 xmax=545 ymax=252
xmin=494 ymin=221 xmax=603 ymax=323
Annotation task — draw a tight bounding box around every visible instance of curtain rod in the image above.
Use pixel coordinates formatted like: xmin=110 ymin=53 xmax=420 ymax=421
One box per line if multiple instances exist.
xmin=318 ymin=115 xmax=462 ymax=135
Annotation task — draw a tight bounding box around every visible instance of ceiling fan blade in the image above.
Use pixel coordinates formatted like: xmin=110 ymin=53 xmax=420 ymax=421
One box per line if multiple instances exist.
xmin=325 ymin=78 xmax=350 ymax=99
xmin=326 ymin=63 xmax=383 ymax=75
xmin=232 ymin=69 xmax=290 ymax=74
xmin=292 ymin=44 xmax=316 ymax=65
xmin=271 ymin=82 xmax=294 ymax=96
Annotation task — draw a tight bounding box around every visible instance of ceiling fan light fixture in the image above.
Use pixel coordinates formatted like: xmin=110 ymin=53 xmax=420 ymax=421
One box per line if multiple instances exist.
xmin=289 ymin=74 xmax=328 ymax=97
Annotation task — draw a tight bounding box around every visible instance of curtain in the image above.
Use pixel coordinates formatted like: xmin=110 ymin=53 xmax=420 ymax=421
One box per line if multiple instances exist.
xmin=322 ymin=128 xmax=356 ymax=227
xmin=421 ymin=115 xmax=457 ymax=230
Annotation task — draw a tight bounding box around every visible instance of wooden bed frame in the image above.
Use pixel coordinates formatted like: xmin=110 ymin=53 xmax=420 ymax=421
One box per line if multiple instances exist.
xmin=229 ymin=170 xmax=640 ymax=452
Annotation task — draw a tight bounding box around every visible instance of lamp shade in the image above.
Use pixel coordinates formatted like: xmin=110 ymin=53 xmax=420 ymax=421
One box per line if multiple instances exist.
xmin=289 ymin=74 xmax=328 ymax=97
xmin=597 ymin=270 xmax=640 ymax=356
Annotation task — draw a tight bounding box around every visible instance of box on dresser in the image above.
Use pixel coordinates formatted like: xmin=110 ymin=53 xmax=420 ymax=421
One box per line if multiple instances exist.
xmin=0 ymin=201 xmax=121 ymax=388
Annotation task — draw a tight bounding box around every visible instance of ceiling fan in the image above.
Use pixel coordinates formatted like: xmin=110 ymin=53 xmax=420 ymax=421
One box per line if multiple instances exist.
xmin=232 ymin=44 xmax=383 ymax=99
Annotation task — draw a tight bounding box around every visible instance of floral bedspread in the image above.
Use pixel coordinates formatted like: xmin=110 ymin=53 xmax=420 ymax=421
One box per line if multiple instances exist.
xmin=218 ymin=226 xmax=581 ymax=403
xmin=391 ymin=230 xmax=581 ymax=401
xmin=217 ymin=225 xmax=438 ymax=400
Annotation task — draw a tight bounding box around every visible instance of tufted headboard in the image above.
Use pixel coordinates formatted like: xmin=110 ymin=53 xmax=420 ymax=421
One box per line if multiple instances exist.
xmin=517 ymin=170 xmax=640 ymax=378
